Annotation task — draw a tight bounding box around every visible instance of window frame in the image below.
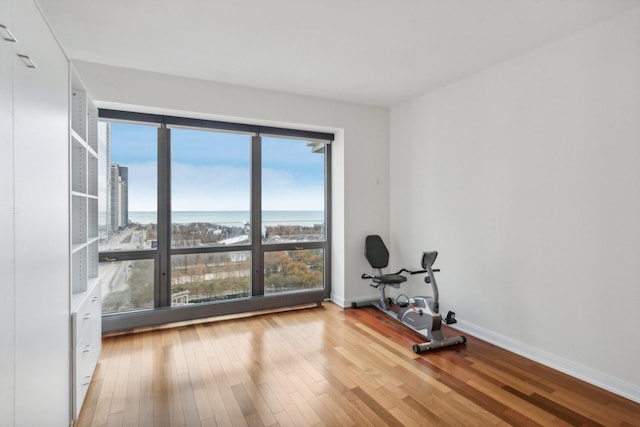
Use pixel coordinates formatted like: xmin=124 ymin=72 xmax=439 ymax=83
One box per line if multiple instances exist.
xmin=98 ymin=110 xmax=333 ymax=333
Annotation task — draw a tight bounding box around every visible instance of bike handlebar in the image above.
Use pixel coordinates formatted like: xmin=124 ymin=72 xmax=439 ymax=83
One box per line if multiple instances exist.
xmin=361 ymin=268 xmax=439 ymax=279
xmin=409 ymin=268 xmax=440 ymax=274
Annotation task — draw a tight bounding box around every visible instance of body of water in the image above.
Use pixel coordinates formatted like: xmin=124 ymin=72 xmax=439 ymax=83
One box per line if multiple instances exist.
xmin=129 ymin=210 xmax=324 ymax=226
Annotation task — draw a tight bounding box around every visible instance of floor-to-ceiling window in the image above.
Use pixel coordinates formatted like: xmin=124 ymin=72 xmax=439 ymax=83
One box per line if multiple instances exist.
xmin=97 ymin=111 xmax=332 ymax=332
xmin=97 ymin=121 xmax=158 ymax=315
xmin=169 ymin=127 xmax=253 ymax=306
xmin=261 ymin=137 xmax=327 ymax=295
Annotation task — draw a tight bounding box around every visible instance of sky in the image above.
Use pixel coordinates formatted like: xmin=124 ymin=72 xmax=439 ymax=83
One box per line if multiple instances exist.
xmin=107 ymin=122 xmax=326 ymax=212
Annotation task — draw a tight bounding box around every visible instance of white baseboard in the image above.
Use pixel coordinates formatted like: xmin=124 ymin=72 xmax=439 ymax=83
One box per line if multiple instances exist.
xmin=330 ymin=294 xmax=347 ymax=308
xmin=449 ymin=319 xmax=640 ymax=404
xmin=330 ymin=295 xmax=380 ymax=309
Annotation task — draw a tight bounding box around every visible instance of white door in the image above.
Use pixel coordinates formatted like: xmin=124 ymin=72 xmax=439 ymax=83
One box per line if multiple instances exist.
xmin=0 ymin=0 xmax=16 ymax=423
xmin=13 ymin=0 xmax=70 ymax=425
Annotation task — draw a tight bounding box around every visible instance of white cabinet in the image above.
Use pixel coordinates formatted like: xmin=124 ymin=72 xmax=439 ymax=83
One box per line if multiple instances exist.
xmin=0 ymin=3 xmax=16 ymax=424
xmin=9 ymin=0 xmax=71 ymax=425
xmin=70 ymin=71 xmax=101 ymax=420
xmin=70 ymin=86 xmax=100 ymax=301
xmin=1 ymin=3 xmax=101 ymax=424
xmin=72 ymin=282 xmax=102 ymax=417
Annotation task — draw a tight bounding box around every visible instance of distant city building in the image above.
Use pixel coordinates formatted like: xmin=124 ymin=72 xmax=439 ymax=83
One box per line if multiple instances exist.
xmin=110 ymin=164 xmax=128 ymax=230
xmin=104 ymin=117 xmax=130 ymax=231
xmin=97 ymin=121 xmax=112 ymax=240
xmin=118 ymin=166 xmax=128 ymax=226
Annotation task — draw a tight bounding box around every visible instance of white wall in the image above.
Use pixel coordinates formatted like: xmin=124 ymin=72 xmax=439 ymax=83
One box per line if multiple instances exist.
xmin=73 ymin=60 xmax=389 ymax=307
xmin=390 ymin=9 xmax=640 ymax=401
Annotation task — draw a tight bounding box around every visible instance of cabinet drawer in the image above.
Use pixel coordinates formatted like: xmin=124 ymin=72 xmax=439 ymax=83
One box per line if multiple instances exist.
xmin=73 ymin=380 xmax=91 ymax=417
xmin=72 ymin=284 xmax=101 ymax=347
xmin=72 ymin=288 xmax=101 ymax=419
xmin=74 ymin=337 xmax=100 ymax=385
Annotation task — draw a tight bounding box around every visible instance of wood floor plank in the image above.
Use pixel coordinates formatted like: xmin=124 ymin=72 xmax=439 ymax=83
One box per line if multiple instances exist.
xmin=351 ymin=386 xmax=405 ymax=426
xmin=203 ymin=357 xmax=234 ymax=426
xmin=212 ymin=370 xmax=248 ymax=427
xmin=79 ymin=303 xmax=640 ymax=427
xmin=503 ymin=386 xmax=604 ymax=427
xmin=322 ymin=370 xmax=383 ymax=426
xmin=256 ymin=382 xmax=285 ymax=415
xmin=106 ymin=410 xmax=124 ymax=427
xmin=467 ymin=378 xmax=562 ymax=425
xmin=315 ymin=393 xmax=358 ymax=427
xmin=231 ymin=383 xmax=258 ymax=417
xmin=279 ymin=392 xmax=312 ymax=426
xmin=109 ymin=342 xmax=131 ymax=415
xmin=166 ymin=359 xmax=187 ymax=427
xmin=179 ymin=369 xmax=204 ymax=427
xmin=608 ymin=400 xmax=640 ymax=425
xmin=400 ymin=394 xmax=451 ymax=426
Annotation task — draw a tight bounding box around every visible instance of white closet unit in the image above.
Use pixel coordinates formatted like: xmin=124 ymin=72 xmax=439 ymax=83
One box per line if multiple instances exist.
xmin=0 ymin=0 xmax=16 ymax=421
xmin=70 ymin=71 xmax=102 ymax=420
xmin=1 ymin=1 xmax=102 ymax=424
xmin=1 ymin=0 xmax=71 ymax=425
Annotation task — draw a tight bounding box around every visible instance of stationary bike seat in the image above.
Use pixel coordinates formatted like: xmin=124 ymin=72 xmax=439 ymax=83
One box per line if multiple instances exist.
xmin=373 ymin=274 xmax=407 ymax=285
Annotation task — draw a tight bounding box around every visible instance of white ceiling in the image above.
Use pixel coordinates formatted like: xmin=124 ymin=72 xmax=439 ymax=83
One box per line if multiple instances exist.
xmin=38 ymin=0 xmax=640 ymax=106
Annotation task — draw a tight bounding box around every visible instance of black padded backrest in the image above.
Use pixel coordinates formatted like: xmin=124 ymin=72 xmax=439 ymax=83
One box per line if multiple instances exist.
xmin=421 ymin=251 xmax=438 ymax=269
xmin=365 ymin=235 xmax=389 ymax=269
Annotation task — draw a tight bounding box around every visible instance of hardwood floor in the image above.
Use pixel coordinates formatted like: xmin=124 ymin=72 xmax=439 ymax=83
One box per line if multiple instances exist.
xmin=76 ymin=302 xmax=640 ymax=426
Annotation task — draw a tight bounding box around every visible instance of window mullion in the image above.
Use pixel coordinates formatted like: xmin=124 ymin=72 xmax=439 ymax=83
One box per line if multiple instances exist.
xmin=325 ymin=142 xmax=332 ymax=298
xmin=157 ymin=126 xmax=171 ymax=307
xmin=251 ymin=134 xmax=263 ymax=297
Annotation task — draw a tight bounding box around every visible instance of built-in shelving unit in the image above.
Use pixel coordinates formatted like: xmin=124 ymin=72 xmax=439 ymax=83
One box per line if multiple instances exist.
xmin=70 ymin=69 xmax=101 ymax=420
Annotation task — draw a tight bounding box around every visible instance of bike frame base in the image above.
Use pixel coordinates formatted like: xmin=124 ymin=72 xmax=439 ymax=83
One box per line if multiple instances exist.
xmin=353 ymin=293 xmax=466 ymax=354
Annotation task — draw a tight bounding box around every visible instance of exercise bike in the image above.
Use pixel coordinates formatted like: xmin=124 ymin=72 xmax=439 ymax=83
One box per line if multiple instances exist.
xmin=352 ymin=235 xmax=466 ymax=353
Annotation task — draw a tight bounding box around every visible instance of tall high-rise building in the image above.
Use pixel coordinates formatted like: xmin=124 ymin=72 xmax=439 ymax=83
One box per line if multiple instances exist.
xmin=98 ymin=121 xmax=112 ymax=239
xmin=110 ymin=164 xmax=128 ymax=230
xmin=118 ymin=166 xmax=128 ymax=226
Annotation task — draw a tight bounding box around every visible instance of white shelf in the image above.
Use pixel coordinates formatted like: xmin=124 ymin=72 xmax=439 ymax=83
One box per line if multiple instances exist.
xmin=70 ymin=73 xmax=98 ymax=297
xmin=72 ymin=246 xmax=87 ymax=294
xmin=87 ymin=154 xmax=98 ymax=197
xmin=72 ymin=242 xmax=87 ymax=254
xmin=71 ymin=137 xmax=86 ymax=194
xmin=87 ymin=107 xmax=98 ymax=153
xmin=87 ymin=276 xmax=100 ymax=292
xmin=71 ymin=195 xmax=87 ymax=245
xmin=70 ymin=68 xmax=101 ymax=420
xmin=71 ymin=128 xmax=87 ymax=147
xmin=71 ymin=89 xmax=87 ymax=141
xmin=88 ymin=198 xmax=98 ymax=239
xmin=87 ymin=240 xmax=98 ymax=279
xmin=70 ymin=293 xmax=83 ymax=314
